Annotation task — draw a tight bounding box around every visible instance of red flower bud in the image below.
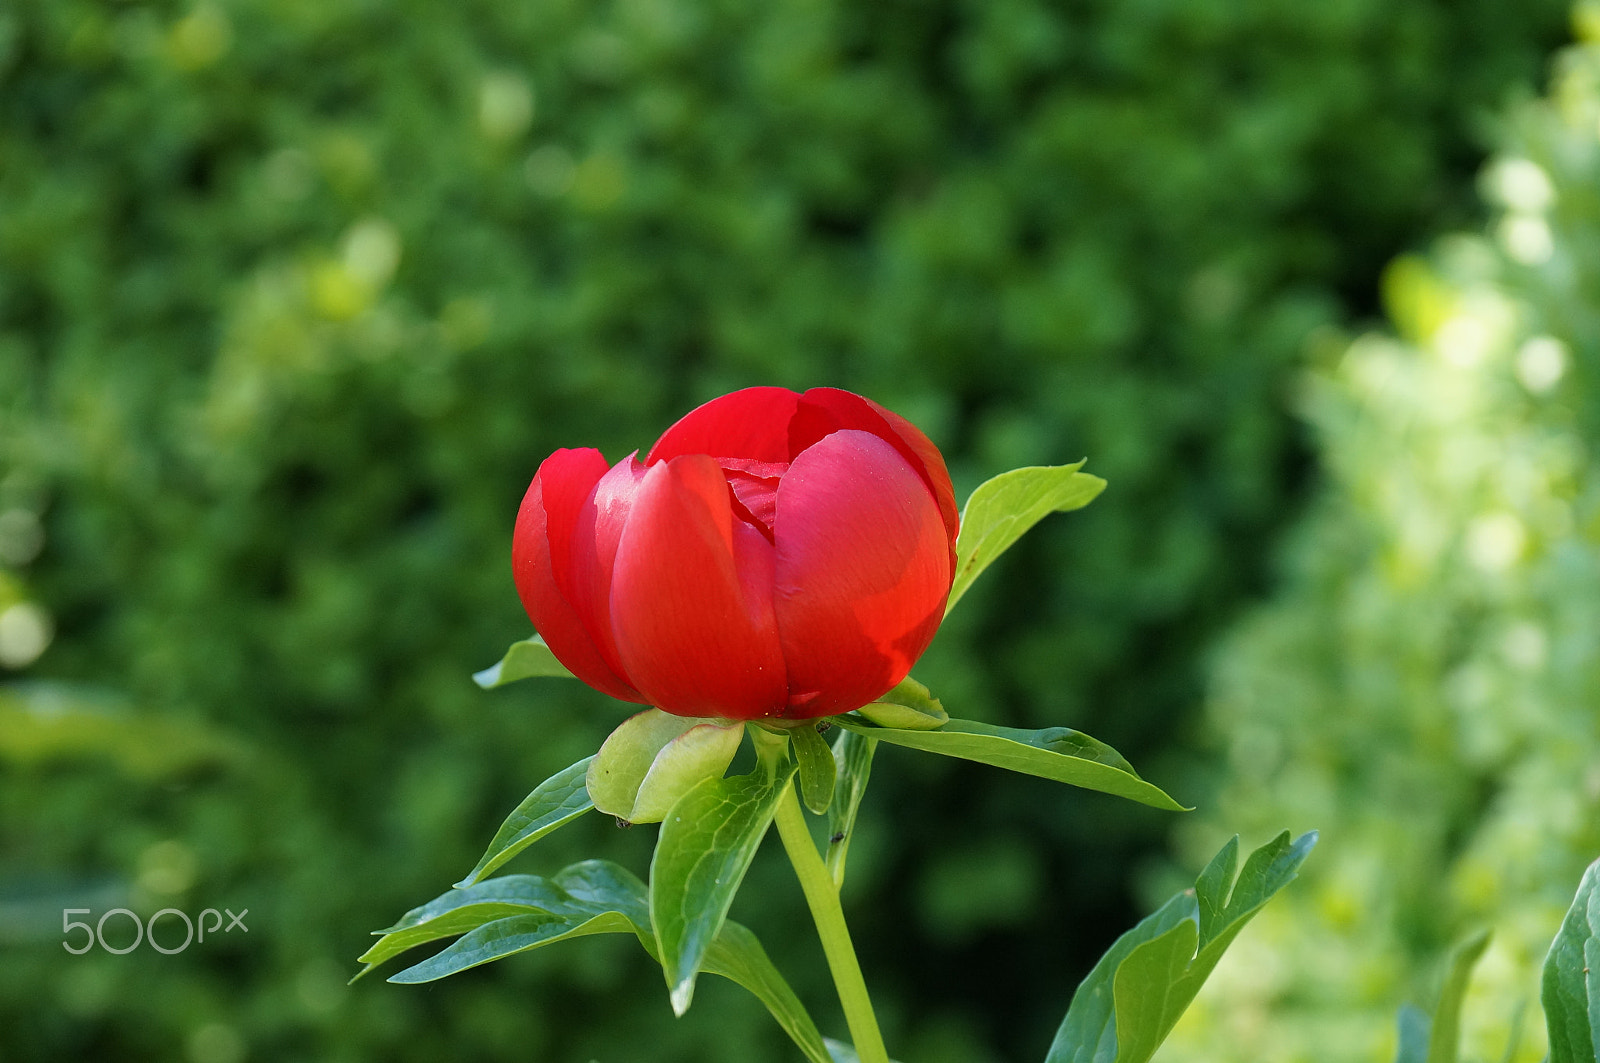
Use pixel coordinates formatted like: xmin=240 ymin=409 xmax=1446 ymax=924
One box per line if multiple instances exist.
xmin=512 ymin=387 xmax=959 ymax=720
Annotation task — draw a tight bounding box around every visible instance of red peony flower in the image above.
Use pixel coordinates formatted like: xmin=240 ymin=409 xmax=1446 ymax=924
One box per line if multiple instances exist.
xmin=512 ymin=387 xmax=959 ymax=720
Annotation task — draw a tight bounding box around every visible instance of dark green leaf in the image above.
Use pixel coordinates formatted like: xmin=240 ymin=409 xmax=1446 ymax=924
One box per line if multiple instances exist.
xmin=1046 ymin=831 xmax=1316 ymax=1063
xmin=455 ymin=756 xmax=595 ymax=887
xmin=826 ymin=728 xmax=876 ymax=888
xmin=1543 ymin=855 xmax=1600 ymax=1063
xmin=792 ymin=723 xmax=837 ymax=815
xmin=947 ymin=463 xmax=1106 ymax=614
xmin=472 ymin=635 xmax=577 ymax=688
xmin=651 ymin=761 xmax=797 ymax=1015
xmin=364 ymin=860 xmax=832 ymax=1063
xmin=836 ymin=716 xmax=1185 ymax=811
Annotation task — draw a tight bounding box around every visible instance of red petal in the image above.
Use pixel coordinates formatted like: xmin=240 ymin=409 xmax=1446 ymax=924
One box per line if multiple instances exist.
xmin=645 ymin=387 xmax=802 ymax=465
xmin=568 ymin=453 xmax=649 ymax=681
xmin=789 ymin=388 xmax=960 ymax=562
xmin=513 ymin=449 xmax=645 ymax=702
xmin=773 ymin=430 xmax=952 ymax=717
xmin=609 ymin=455 xmax=787 ymax=718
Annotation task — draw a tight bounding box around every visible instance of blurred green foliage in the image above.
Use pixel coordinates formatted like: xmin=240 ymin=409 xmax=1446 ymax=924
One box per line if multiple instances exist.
xmin=1166 ymin=12 xmax=1600 ymax=1062
xmin=0 ymin=0 xmax=1572 ymax=1059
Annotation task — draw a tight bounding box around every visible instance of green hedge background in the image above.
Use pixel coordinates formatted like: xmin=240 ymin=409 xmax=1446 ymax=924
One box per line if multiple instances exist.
xmin=0 ymin=1 xmax=1582 ymax=1061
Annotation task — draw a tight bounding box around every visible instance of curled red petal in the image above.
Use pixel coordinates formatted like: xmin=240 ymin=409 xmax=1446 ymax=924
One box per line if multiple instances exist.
xmin=608 ymin=455 xmax=787 ymax=718
xmin=645 ymin=386 xmax=802 ymax=465
xmin=773 ymin=429 xmax=952 ymax=718
xmin=513 ymin=449 xmax=645 ymax=703
xmin=789 ymin=388 xmax=960 ymax=561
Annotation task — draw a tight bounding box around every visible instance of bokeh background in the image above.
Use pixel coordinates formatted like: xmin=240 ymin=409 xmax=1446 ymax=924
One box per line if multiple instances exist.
xmin=2 ymin=1 xmax=1597 ymax=1061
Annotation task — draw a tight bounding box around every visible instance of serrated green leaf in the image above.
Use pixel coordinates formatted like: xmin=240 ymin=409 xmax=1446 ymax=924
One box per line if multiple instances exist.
xmin=792 ymin=723 xmax=837 ymax=815
xmin=472 ymin=635 xmax=577 ymax=688
xmin=455 ymin=756 xmax=595 ymax=887
xmin=836 ymin=716 xmax=1185 ymax=811
xmin=1543 ymin=855 xmax=1600 ymax=1063
xmin=651 ymin=761 xmax=797 ymax=1016
xmin=826 ymin=728 xmax=876 ymax=888
xmin=362 ymin=860 xmax=834 ymax=1063
xmin=947 ymin=463 xmax=1106 ymax=614
xmin=1046 ymin=831 xmax=1316 ymax=1063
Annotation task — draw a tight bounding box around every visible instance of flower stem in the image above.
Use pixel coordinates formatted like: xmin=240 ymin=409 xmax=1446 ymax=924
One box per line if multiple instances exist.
xmin=773 ymin=780 xmax=890 ymax=1063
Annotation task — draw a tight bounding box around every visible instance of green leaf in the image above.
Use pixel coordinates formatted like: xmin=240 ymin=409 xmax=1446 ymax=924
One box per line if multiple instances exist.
xmin=856 ymin=675 xmax=948 ymax=730
xmin=946 ymin=463 xmax=1107 ymax=614
xmin=836 ymin=716 xmax=1185 ymax=811
xmin=651 ymin=760 xmax=797 ymax=1016
xmin=1543 ymin=855 xmax=1600 ymax=1063
xmin=703 ymin=921 xmax=834 ymax=1063
xmin=362 ymin=861 xmax=834 ymax=1063
xmin=1046 ymin=831 xmax=1317 ymax=1063
xmin=825 ymin=728 xmax=876 ymax=888
xmin=792 ymin=723 xmax=837 ymax=815
xmin=455 ymin=756 xmax=595 ymax=887
xmin=355 ymin=874 xmax=579 ymax=978
xmin=1427 ymin=929 xmax=1492 ymax=1063
xmin=472 ymin=635 xmax=577 ymax=688
xmin=586 ymin=709 xmax=743 ymax=824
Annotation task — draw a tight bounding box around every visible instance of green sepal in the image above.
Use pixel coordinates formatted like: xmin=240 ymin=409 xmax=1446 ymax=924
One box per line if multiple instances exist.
xmin=585 ymin=709 xmax=743 ymax=824
xmin=473 ymin=635 xmax=577 ymax=688
xmin=792 ymin=723 xmax=837 ymax=815
xmin=856 ymin=675 xmax=948 ymax=730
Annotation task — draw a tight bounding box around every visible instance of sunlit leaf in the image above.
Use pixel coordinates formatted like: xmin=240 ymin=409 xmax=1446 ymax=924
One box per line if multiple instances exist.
xmin=1046 ymin=831 xmax=1316 ymax=1063
xmin=946 ymin=463 xmax=1106 ymax=614
xmin=836 ymin=716 xmax=1184 ymax=811
xmin=1544 ymin=855 xmax=1600 ymax=1063
xmin=472 ymin=635 xmax=577 ymax=688
xmin=651 ymin=760 xmax=796 ymax=1016
xmin=455 ymin=756 xmax=595 ymax=887
xmin=856 ymin=675 xmax=947 ymax=730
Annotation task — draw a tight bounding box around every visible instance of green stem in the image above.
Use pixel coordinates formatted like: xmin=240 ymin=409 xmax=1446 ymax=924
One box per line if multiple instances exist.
xmin=773 ymin=780 xmax=890 ymax=1063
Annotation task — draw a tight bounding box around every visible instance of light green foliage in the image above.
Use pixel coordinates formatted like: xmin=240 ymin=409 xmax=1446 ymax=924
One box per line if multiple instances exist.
xmin=1168 ymin=23 xmax=1600 ymax=1063
xmin=0 ymin=0 xmax=1571 ymax=1057
xmin=1047 ymin=832 xmax=1315 ymax=1063
xmin=586 ymin=709 xmax=743 ymax=824
xmin=947 ymin=463 xmax=1104 ymax=613
xmin=472 ymin=635 xmax=576 ymax=688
